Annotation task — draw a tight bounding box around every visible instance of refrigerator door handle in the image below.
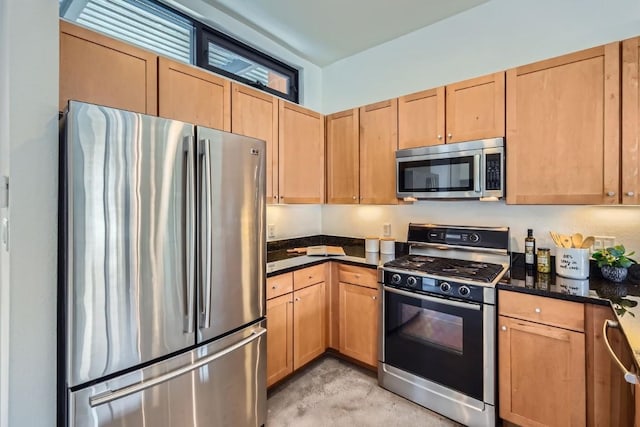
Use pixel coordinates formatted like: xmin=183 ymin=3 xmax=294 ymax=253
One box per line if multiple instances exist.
xmin=184 ymin=136 xmax=196 ymax=334
xmin=89 ymin=327 xmax=267 ymax=408
xmin=199 ymin=139 xmax=213 ymax=329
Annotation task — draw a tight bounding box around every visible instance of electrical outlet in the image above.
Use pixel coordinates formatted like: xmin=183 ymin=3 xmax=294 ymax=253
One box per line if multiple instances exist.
xmin=593 ymin=235 xmax=616 ymax=253
xmin=267 ymin=224 xmax=276 ymax=239
xmin=383 ymin=223 xmax=391 ymax=237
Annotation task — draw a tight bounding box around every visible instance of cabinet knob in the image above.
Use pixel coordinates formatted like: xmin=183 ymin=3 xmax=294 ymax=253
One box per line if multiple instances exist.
xmin=606 ymin=191 xmax=616 ymax=197
xmin=372 ymin=296 xmax=377 ymax=300
xmin=447 ymin=133 xmax=452 ymax=139
xmin=437 ymin=134 xmax=442 ymax=140
xmin=352 ymin=196 xmax=356 ymax=200
xmin=534 ymin=307 xmax=541 ymax=313
xmin=355 ymin=274 xmax=360 ymax=278
xmin=295 ymin=297 xmax=300 ymax=302
xmin=501 ymin=326 xmax=507 ymax=331
xmin=273 ymin=195 xmax=278 ymax=199
xmin=272 ymin=285 xmax=277 ymax=289
xmin=308 ymin=275 xmax=313 ymax=279
xmin=626 ymin=191 xmax=635 ymax=197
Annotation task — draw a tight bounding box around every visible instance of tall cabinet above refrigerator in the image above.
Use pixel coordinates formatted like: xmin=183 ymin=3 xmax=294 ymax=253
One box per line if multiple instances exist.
xmin=59 ymin=101 xmax=266 ymax=427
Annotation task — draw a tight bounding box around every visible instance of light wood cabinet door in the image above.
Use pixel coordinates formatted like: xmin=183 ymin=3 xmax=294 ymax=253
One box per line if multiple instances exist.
xmin=445 ymin=72 xmax=504 ymax=143
xmin=506 ymin=43 xmax=620 ymax=204
xmin=499 ymin=315 xmax=585 ymax=427
xmin=266 ymin=293 xmax=293 ymax=387
xmin=60 ymin=20 xmax=157 ymax=114
xmin=232 ymin=84 xmax=279 ymax=203
xmin=359 ymin=99 xmax=399 ymax=204
xmin=158 ymin=57 xmax=230 ymax=130
xmin=398 ymin=87 xmax=445 ymax=149
xmin=585 ymin=304 xmax=634 ymax=427
xmin=338 ymin=282 xmax=378 ymax=367
xmin=326 ymin=109 xmax=360 ymax=204
xmin=622 ymin=37 xmax=640 ymax=205
xmin=278 ymin=101 xmax=325 ymax=204
xmin=293 ymin=282 xmax=326 ymax=369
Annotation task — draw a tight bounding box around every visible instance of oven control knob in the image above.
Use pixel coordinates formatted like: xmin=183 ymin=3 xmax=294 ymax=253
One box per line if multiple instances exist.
xmin=391 ymin=274 xmax=402 ymax=285
xmin=440 ymin=282 xmax=451 ymax=293
xmin=406 ymin=276 xmax=417 ymax=287
xmin=469 ymin=233 xmax=480 ymax=243
xmin=459 ymin=286 xmax=471 ymax=296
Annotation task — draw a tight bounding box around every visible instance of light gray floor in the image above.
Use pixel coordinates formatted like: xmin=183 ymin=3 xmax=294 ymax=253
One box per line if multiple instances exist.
xmin=266 ymin=356 xmax=461 ymax=427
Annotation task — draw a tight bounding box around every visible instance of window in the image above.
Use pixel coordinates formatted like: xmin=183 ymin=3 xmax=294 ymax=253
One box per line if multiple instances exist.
xmin=59 ymin=0 xmax=300 ymax=103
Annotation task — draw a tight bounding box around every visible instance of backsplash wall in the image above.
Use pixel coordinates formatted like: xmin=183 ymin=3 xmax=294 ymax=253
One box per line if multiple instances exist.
xmin=320 ymin=203 xmax=640 ymax=256
xmin=266 ymin=205 xmax=322 ymax=241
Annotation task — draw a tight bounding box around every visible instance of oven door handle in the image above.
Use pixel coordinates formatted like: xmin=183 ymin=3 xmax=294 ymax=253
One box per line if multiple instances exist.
xmin=384 ymin=286 xmax=482 ymax=310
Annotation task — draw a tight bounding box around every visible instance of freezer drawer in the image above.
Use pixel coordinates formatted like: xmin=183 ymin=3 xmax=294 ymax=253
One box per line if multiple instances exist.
xmin=69 ymin=321 xmax=266 ymax=427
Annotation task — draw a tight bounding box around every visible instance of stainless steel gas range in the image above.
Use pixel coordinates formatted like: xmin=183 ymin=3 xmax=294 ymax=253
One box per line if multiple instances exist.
xmin=378 ymin=223 xmax=510 ymax=427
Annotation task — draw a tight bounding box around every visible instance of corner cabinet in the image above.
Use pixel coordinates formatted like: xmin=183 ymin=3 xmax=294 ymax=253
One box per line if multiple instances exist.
xmin=326 ymin=109 xmax=360 ymax=204
xmin=506 ymin=43 xmax=620 ymax=204
xmin=158 ymin=57 xmax=230 ymax=130
xmin=278 ymin=101 xmax=325 ymax=204
xmin=622 ymin=37 xmax=640 ymax=205
xmin=359 ymin=99 xmax=399 ymax=204
xmin=60 ymin=20 xmax=157 ymax=114
xmin=231 ymin=84 xmax=279 ymax=203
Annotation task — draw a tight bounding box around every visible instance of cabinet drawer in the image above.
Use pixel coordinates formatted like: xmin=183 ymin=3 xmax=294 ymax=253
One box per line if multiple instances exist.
xmin=266 ymin=273 xmax=293 ymax=300
xmin=293 ymin=264 xmax=325 ymax=290
xmin=338 ymin=264 xmax=378 ymax=289
xmin=499 ymin=290 xmax=584 ymax=332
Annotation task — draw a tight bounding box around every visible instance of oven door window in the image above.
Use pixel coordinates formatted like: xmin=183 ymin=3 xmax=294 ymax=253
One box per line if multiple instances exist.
xmin=398 ymin=156 xmax=475 ymax=193
xmin=384 ymin=289 xmax=483 ymax=400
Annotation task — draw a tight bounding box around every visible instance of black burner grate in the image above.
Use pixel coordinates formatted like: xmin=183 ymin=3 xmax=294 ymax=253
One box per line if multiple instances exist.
xmin=384 ymin=255 xmax=504 ymax=283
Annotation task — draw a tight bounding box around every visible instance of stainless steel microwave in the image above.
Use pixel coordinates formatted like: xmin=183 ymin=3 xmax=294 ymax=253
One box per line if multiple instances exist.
xmin=396 ymin=138 xmax=504 ymax=200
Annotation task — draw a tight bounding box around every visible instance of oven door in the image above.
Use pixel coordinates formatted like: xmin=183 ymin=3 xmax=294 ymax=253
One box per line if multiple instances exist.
xmin=396 ymin=150 xmax=482 ymax=199
xmin=382 ymin=286 xmax=484 ymax=400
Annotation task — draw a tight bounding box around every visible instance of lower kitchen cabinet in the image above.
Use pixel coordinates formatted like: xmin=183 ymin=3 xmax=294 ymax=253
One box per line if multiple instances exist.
xmin=498 ymin=290 xmax=586 ymax=427
xmin=293 ymin=282 xmax=326 ymax=369
xmin=338 ymin=282 xmax=378 ymax=367
xmin=266 ymin=293 xmax=293 ymax=387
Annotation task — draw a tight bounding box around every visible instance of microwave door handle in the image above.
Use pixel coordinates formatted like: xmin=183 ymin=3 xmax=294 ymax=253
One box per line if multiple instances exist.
xmin=474 ymin=154 xmax=481 ymax=193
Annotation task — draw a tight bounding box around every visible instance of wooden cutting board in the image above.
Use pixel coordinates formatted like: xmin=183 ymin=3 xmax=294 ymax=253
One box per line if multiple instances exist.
xmin=286 ymin=245 xmax=346 ymax=256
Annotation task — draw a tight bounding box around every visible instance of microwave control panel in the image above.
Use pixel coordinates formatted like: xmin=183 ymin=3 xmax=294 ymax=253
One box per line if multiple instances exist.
xmin=485 ymin=153 xmax=502 ymax=191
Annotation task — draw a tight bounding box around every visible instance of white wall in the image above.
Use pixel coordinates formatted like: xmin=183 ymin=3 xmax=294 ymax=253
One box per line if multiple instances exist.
xmin=0 ymin=0 xmax=59 ymax=426
xmin=322 ymin=204 xmax=640 ymax=257
xmin=266 ymin=205 xmax=322 ymax=241
xmin=163 ymin=0 xmax=323 ymax=111
xmin=322 ymin=0 xmax=640 ymax=112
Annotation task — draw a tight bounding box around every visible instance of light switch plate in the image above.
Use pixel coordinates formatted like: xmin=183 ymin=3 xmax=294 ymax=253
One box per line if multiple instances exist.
xmin=383 ymin=223 xmax=391 ymax=237
xmin=267 ymin=224 xmax=276 ymax=239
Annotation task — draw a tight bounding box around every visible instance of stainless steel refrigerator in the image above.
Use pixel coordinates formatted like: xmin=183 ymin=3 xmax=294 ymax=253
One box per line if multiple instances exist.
xmin=59 ymin=101 xmax=266 ymax=426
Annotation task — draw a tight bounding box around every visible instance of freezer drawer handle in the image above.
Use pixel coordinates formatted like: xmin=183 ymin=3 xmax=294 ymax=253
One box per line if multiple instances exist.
xmin=89 ymin=327 xmax=267 ymax=408
xmin=603 ymin=320 xmax=638 ymax=384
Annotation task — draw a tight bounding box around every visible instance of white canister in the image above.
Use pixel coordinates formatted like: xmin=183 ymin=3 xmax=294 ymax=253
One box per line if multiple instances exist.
xmin=555 ymin=247 xmax=590 ymax=279
xmin=365 ymin=237 xmax=380 ymax=253
xmin=380 ymin=238 xmax=396 ymax=255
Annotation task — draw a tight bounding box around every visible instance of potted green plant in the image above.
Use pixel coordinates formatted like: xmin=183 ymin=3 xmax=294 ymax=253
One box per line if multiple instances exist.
xmin=592 ymin=245 xmax=637 ymax=283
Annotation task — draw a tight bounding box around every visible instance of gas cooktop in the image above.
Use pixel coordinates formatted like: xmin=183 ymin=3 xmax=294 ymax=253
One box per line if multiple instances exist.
xmin=384 ymin=254 xmax=505 ymax=283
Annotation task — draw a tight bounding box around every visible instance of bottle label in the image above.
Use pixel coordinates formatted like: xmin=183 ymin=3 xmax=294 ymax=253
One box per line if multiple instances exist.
xmin=525 ymin=242 xmax=534 ymax=264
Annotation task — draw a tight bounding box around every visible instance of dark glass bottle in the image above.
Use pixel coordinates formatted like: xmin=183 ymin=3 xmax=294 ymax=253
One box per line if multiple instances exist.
xmin=525 ymin=229 xmax=536 ymax=267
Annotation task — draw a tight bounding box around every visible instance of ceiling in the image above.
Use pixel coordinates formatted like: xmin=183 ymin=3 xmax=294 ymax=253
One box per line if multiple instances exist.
xmin=200 ymin=0 xmax=490 ymax=66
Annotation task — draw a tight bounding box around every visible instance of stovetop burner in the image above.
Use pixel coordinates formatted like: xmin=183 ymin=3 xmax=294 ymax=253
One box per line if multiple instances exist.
xmin=384 ymin=254 xmax=504 ymax=283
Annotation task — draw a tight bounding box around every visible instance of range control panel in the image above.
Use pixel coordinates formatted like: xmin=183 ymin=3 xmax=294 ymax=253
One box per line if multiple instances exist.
xmin=406 ymin=224 xmax=509 ymax=251
xmin=382 ymin=270 xmax=485 ymax=303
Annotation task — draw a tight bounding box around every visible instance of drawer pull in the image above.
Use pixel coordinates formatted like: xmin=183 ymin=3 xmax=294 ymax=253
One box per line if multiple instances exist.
xmin=501 ymin=326 xmax=507 ymax=331
xmin=372 ymin=296 xmax=377 ymax=300
xmin=295 ymin=297 xmax=300 ymax=302
xmin=603 ymin=320 xmax=638 ymax=384
xmin=271 ymin=285 xmax=277 ymax=289
xmin=308 ymin=275 xmax=313 ymax=279
xmin=534 ymin=307 xmax=541 ymax=313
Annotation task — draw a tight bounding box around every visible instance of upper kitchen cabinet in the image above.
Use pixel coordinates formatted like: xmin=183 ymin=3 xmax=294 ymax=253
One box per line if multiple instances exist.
xmin=360 ymin=99 xmax=399 ymax=204
xmin=397 ymin=73 xmax=504 ymax=149
xmin=231 ymin=84 xmax=279 ymax=203
xmin=622 ymin=37 xmax=640 ymax=205
xmin=445 ymin=72 xmax=505 ymax=143
xmin=326 ymin=109 xmax=360 ymax=204
xmin=278 ymin=101 xmax=325 ymax=204
xmin=398 ymin=87 xmax=445 ymax=149
xmin=158 ymin=57 xmax=230 ymax=131
xmin=506 ymin=43 xmax=620 ymax=204
xmin=60 ymin=20 xmax=157 ymax=115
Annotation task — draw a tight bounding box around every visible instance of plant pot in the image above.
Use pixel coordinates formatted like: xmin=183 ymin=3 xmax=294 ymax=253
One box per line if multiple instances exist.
xmin=601 ymin=265 xmax=628 ymax=283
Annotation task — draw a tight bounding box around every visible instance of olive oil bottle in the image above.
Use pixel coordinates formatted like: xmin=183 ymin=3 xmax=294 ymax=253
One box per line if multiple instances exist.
xmin=525 ymin=229 xmax=536 ymax=267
